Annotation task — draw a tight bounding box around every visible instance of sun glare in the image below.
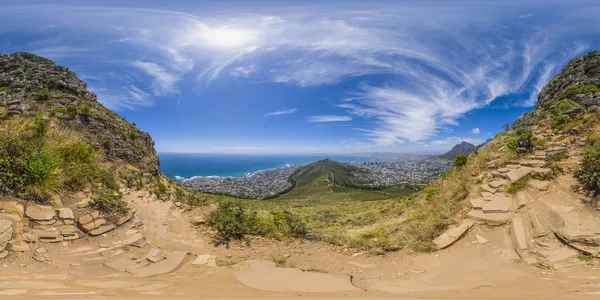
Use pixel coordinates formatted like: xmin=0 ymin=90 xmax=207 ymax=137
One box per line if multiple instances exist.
xmin=202 ymin=27 xmax=258 ymax=48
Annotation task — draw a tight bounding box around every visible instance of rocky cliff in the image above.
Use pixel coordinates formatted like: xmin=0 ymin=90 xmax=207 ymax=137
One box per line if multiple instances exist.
xmin=0 ymin=52 xmax=159 ymax=174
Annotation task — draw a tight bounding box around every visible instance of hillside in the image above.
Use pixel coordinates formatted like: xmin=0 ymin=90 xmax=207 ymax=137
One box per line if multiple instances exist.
xmin=277 ymin=159 xmax=413 ymax=203
xmin=437 ymin=141 xmax=477 ymax=160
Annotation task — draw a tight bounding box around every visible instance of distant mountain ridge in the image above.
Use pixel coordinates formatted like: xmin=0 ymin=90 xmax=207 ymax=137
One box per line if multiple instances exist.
xmin=437 ymin=141 xmax=477 ymax=160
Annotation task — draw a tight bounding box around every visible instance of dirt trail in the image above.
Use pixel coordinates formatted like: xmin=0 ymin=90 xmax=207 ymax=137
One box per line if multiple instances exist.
xmin=1 ymin=184 xmax=600 ymax=299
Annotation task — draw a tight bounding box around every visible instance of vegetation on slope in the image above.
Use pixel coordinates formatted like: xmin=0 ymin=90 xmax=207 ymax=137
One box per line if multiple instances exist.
xmin=0 ymin=117 xmax=118 ymax=202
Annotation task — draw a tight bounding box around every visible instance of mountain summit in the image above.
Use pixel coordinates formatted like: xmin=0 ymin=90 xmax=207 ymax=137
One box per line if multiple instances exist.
xmin=437 ymin=141 xmax=477 ymax=160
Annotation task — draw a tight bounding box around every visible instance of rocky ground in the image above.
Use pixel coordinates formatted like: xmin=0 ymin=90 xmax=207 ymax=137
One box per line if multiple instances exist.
xmin=3 ymin=153 xmax=600 ymax=300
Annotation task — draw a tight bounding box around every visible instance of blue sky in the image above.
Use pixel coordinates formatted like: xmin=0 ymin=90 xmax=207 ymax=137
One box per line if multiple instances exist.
xmin=0 ymin=0 xmax=598 ymax=154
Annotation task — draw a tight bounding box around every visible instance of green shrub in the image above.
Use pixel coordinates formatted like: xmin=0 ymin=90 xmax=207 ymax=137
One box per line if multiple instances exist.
xmin=93 ymin=188 xmax=128 ymax=214
xmin=454 ymin=154 xmax=468 ymax=168
xmin=563 ymin=85 xmax=581 ymax=97
xmin=209 ymin=202 xmax=258 ymax=245
xmin=81 ymin=106 xmax=92 ymax=120
xmin=0 ymin=86 xmax=12 ymax=94
xmin=506 ymin=177 xmax=529 ymax=194
xmin=35 ymin=88 xmax=50 ymax=101
xmin=129 ymin=131 xmax=138 ymax=139
xmin=25 ymin=151 xmax=59 ymax=201
xmin=257 ymin=211 xmax=308 ymax=239
xmin=544 ymin=99 xmax=578 ymax=115
xmin=0 ymin=130 xmax=36 ymax=195
xmin=583 ymin=85 xmax=599 ymax=93
xmin=66 ymin=105 xmax=77 ymax=117
xmin=551 ymin=115 xmax=572 ymax=131
xmin=157 ymin=181 xmax=167 ymax=194
xmin=575 ymin=145 xmax=600 ymax=194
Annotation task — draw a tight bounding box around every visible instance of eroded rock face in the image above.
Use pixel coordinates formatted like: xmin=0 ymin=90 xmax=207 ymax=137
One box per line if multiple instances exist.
xmin=0 ymin=52 xmax=159 ymax=174
xmin=537 ymin=51 xmax=600 ymax=107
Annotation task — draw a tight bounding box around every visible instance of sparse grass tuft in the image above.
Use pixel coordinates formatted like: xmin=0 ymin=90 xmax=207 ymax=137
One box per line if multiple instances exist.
xmin=273 ymin=256 xmax=287 ymax=267
xmin=506 ymin=177 xmax=529 ymax=194
xmin=216 ymin=259 xmax=235 ymax=267
xmin=93 ymin=188 xmax=129 ymax=215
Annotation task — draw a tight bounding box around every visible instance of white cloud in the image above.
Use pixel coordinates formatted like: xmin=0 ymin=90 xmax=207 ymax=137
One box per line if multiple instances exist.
xmin=471 ymin=128 xmax=480 ymax=134
xmin=430 ymin=136 xmax=484 ymax=146
xmin=307 ymin=115 xmax=352 ymax=122
xmin=265 ymin=108 xmax=298 ymax=116
xmin=130 ymin=61 xmax=179 ymax=95
xmin=230 ymin=65 xmax=258 ymax=77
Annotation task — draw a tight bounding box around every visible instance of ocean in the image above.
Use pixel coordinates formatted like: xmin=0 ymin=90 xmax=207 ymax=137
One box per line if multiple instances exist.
xmin=159 ymin=153 xmax=368 ymax=180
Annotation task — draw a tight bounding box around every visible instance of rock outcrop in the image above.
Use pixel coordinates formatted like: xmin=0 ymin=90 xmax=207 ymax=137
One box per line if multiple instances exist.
xmin=0 ymin=52 xmax=159 ymax=173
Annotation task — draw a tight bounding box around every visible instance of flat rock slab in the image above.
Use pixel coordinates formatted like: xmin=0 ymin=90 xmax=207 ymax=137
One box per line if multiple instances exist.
xmin=192 ymin=254 xmax=216 ymax=266
xmin=497 ymin=168 xmax=511 ymax=174
xmin=469 ymin=198 xmax=486 ymax=210
xmin=481 ymin=192 xmax=494 ymax=201
xmin=131 ymin=251 xmax=189 ymax=278
xmin=529 ymin=180 xmax=550 ymax=191
xmin=56 ymin=208 xmax=74 ymax=220
xmin=481 ymin=184 xmax=496 ymax=194
xmin=531 ymin=168 xmax=552 ymax=179
xmin=25 ymin=205 xmax=55 ymax=221
xmin=511 ymin=216 xmax=528 ymax=255
xmin=234 ymin=260 xmax=360 ymax=293
xmin=516 ymin=192 xmax=530 ymax=209
xmin=433 ymin=220 xmax=475 ymax=249
xmin=89 ymin=224 xmax=116 ymax=236
xmin=467 ymin=210 xmax=511 ymax=225
xmin=538 ymin=247 xmax=578 ymax=262
xmin=520 ymin=160 xmax=546 ymax=168
xmin=488 ymin=179 xmax=508 ymax=189
xmin=506 ymin=167 xmax=532 ymax=183
xmin=482 ymin=195 xmax=513 ymax=213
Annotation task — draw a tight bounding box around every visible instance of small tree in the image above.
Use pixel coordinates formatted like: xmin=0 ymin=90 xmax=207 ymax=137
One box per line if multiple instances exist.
xmin=502 ymin=122 xmax=510 ymax=131
xmin=454 ymin=154 xmax=468 ymax=168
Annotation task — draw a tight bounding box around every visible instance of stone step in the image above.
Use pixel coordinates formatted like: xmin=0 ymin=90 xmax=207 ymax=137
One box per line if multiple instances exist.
xmin=482 ymin=195 xmax=513 ymax=213
xmin=529 ymin=179 xmax=550 ymax=191
xmin=536 ymin=247 xmax=578 ymax=263
xmin=480 ymin=184 xmax=496 ymax=194
xmin=467 ymin=210 xmax=511 ymax=225
xmin=520 ymin=160 xmax=546 ymax=168
xmin=511 ymin=216 xmax=529 ymax=256
xmin=515 ymin=191 xmax=531 ymax=209
xmin=531 ymin=168 xmax=552 ymax=179
xmin=488 ymin=179 xmax=508 ymax=189
xmin=470 ymin=198 xmax=486 ymax=210
xmin=131 ymin=251 xmax=190 ymax=277
xmin=480 ymin=192 xmax=494 ymax=201
xmin=433 ymin=220 xmax=475 ymax=250
xmin=506 ymin=167 xmax=533 ymax=183
xmin=496 ymin=168 xmax=511 ymax=174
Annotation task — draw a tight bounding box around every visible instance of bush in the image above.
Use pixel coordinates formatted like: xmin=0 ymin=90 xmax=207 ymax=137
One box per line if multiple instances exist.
xmin=575 ymin=145 xmax=600 ymax=195
xmin=129 ymin=132 xmax=138 ymax=139
xmin=454 ymin=154 xmax=467 ymax=168
xmin=0 ymin=129 xmax=36 ymax=195
xmin=257 ymin=211 xmax=308 ymax=239
xmin=66 ymin=105 xmax=77 ymax=117
xmin=156 ymin=181 xmax=167 ymax=195
xmin=551 ymin=115 xmax=572 ymax=131
xmin=563 ymin=85 xmax=581 ymax=97
xmin=544 ymin=99 xmax=578 ymax=115
xmin=506 ymin=177 xmax=529 ymax=194
xmin=93 ymin=188 xmax=128 ymax=214
xmin=35 ymin=88 xmax=50 ymax=101
xmin=583 ymin=85 xmax=599 ymax=93
xmin=209 ymin=202 xmax=258 ymax=245
xmin=507 ymin=126 xmax=533 ymax=152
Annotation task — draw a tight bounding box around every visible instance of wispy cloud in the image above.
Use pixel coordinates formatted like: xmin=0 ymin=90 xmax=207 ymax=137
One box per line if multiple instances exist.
xmin=265 ymin=108 xmax=298 ymax=116
xmin=230 ymin=65 xmax=258 ymax=77
xmin=308 ymin=115 xmax=352 ymax=122
xmin=130 ymin=61 xmax=179 ymax=95
xmin=471 ymin=128 xmax=480 ymax=134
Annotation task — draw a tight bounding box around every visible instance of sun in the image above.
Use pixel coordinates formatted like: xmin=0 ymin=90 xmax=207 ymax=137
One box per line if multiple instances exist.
xmin=202 ymin=27 xmax=258 ymax=48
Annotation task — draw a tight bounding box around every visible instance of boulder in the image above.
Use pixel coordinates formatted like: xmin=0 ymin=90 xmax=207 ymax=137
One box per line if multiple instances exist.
xmin=56 ymin=208 xmax=74 ymax=220
xmin=25 ymin=205 xmax=56 ymax=221
xmin=0 ymin=220 xmax=13 ymax=249
xmin=190 ymin=215 xmax=207 ymax=226
xmin=193 ymin=254 xmax=216 ymax=266
xmin=35 ymin=230 xmax=63 ymax=243
xmin=482 ymin=195 xmax=513 ymax=213
xmin=511 ymin=216 xmax=529 ymax=256
xmin=506 ymin=167 xmax=532 ymax=183
xmin=0 ymin=201 xmax=24 ymax=217
xmin=529 ymin=180 xmax=550 ymax=191
xmin=467 ymin=210 xmax=511 ymax=225
xmin=89 ymin=224 xmax=116 ymax=236
xmin=433 ymin=220 xmax=475 ymax=249
xmin=78 ymin=210 xmax=100 ymax=225
xmin=81 ymin=219 xmax=107 ymax=232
